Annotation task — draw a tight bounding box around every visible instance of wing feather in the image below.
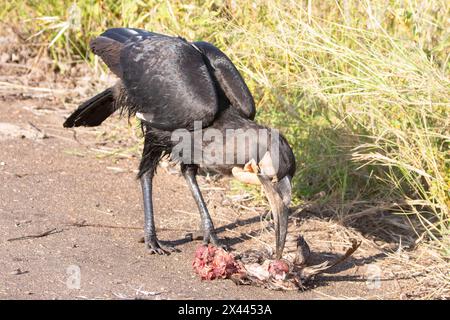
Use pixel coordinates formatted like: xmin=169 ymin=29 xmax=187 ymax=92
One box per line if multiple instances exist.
xmin=90 ymin=28 xmax=219 ymax=130
xmin=90 ymin=36 xmax=124 ymax=77
xmin=193 ymin=41 xmax=256 ymax=120
xmin=120 ymin=35 xmax=218 ymax=130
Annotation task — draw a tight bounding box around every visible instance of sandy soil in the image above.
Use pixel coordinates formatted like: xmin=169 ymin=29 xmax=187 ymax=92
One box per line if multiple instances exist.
xmin=0 ymin=94 xmax=423 ymax=300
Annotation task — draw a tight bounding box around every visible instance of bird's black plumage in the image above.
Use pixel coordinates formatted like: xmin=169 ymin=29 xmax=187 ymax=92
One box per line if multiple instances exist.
xmin=64 ymin=28 xmax=296 ymax=256
xmin=63 ymin=87 xmax=115 ymax=127
xmin=192 ymin=41 xmax=256 ymax=120
xmin=89 ymin=28 xmax=255 ymax=130
xmin=121 ymin=34 xmax=218 ymax=130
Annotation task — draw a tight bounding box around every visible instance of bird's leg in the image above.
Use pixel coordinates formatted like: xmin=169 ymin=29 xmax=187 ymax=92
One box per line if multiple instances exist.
xmin=140 ymin=170 xmax=177 ymax=255
xmin=181 ymin=164 xmax=225 ymax=248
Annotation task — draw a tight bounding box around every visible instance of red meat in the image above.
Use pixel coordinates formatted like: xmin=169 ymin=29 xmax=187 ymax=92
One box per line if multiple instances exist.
xmin=193 ymin=245 xmax=243 ymax=280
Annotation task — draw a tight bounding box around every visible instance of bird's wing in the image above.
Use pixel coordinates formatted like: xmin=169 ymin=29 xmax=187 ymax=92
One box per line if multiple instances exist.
xmin=90 ymin=28 xmax=167 ymax=78
xmin=90 ymin=36 xmax=124 ymax=78
xmin=90 ymin=28 xmax=219 ymax=130
xmin=192 ymin=41 xmax=256 ymax=120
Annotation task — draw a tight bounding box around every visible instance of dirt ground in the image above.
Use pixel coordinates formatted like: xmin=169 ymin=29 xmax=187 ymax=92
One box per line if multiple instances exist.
xmin=1 ymin=93 xmax=436 ymax=300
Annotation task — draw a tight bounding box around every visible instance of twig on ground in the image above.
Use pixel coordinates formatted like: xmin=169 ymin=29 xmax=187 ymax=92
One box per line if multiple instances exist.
xmin=67 ymin=220 xmax=191 ymax=232
xmin=28 ymin=121 xmax=48 ymax=139
xmin=67 ymin=221 xmax=141 ymax=230
xmin=7 ymin=228 xmax=63 ymax=241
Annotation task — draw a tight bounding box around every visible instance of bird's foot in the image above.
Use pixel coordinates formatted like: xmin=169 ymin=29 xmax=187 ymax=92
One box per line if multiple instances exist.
xmin=145 ymin=237 xmax=179 ymax=255
xmin=185 ymin=229 xmax=228 ymax=250
xmin=203 ymin=231 xmax=228 ymax=251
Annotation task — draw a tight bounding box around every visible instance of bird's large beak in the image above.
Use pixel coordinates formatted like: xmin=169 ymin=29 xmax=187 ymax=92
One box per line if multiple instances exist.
xmin=258 ymin=174 xmax=291 ymax=260
xmin=232 ymin=152 xmax=292 ymax=260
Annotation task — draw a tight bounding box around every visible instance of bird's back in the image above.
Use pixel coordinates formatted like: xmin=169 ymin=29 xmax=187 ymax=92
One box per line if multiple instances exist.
xmin=90 ymin=28 xmax=219 ymax=130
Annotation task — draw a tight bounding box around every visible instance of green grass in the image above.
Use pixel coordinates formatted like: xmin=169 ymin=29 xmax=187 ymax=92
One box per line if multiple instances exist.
xmin=2 ymin=0 xmax=449 ymax=251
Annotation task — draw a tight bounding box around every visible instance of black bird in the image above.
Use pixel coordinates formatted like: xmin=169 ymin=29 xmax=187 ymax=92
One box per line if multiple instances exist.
xmin=63 ymin=28 xmax=296 ymax=258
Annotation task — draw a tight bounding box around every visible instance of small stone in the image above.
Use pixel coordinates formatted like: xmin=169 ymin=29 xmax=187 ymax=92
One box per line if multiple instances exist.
xmin=0 ymin=52 xmax=9 ymax=63
xmin=11 ymin=53 xmax=19 ymax=62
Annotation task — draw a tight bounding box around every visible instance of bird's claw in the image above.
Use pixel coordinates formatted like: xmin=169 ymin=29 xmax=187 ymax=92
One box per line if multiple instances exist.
xmin=146 ymin=238 xmax=179 ymax=255
xmin=203 ymin=232 xmax=228 ymax=251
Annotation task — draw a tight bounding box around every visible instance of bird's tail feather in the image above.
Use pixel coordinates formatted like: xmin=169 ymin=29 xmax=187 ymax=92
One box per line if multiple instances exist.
xmin=63 ymin=88 xmax=115 ymax=128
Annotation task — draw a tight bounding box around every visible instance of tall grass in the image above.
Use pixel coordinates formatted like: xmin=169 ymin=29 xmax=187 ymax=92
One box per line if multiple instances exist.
xmin=2 ymin=0 xmax=449 ymax=251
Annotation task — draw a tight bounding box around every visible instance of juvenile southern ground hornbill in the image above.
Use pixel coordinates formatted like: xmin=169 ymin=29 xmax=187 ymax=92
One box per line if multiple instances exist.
xmin=63 ymin=28 xmax=296 ymax=258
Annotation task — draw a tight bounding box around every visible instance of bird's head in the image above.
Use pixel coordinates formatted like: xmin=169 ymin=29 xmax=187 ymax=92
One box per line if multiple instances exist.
xmin=232 ymin=132 xmax=296 ymax=260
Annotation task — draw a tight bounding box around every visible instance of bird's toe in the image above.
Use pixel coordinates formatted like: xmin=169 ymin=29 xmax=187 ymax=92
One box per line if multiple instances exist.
xmin=148 ymin=247 xmax=166 ymax=255
xmin=148 ymin=246 xmax=171 ymax=255
xmin=165 ymin=245 xmax=181 ymax=253
xmin=204 ymin=233 xmax=228 ymax=251
xmin=146 ymin=239 xmax=178 ymax=255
